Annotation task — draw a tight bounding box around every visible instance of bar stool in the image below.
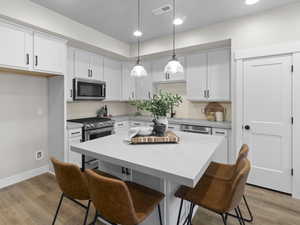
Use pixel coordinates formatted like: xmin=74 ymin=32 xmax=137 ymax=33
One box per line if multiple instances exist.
xmin=204 ymin=144 xmax=253 ymax=222
xmin=85 ymin=169 xmax=165 ymax=225
xmin=175 ymin=158 xmax=251 ymax=225
xmin=50 ymin=158 xmax=119 ymax=225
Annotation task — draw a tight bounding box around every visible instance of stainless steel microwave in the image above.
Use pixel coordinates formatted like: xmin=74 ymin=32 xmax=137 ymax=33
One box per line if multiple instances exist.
xmin=73 ymin=78 xmax=106 ymax=100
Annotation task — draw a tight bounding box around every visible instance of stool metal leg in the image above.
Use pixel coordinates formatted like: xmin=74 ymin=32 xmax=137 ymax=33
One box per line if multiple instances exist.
xmin=234 ymin=208 xmax=245 ymax=225
xmin=226 ymin=195 xmax=253 ymax=222
xmin=220 ymin=214 xmax=227 ymax=225
xmin=83 ymin=200 xmax=91 ymax=225
xmin=52 ymin=193 xmax=64 ymax=225
xmin=176 ymin=199 xmax=184 ymax=225
xmin=158 ymin=204 xmax=163 ymax=225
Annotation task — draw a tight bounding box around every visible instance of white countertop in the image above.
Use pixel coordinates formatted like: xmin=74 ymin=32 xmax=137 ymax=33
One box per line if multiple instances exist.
xmin=71 ymin=131 xmax=224 ymax=187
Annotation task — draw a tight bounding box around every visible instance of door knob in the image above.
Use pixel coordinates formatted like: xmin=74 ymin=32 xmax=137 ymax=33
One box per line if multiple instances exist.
xmin=244 ymin=125 xmax=250 ymax=130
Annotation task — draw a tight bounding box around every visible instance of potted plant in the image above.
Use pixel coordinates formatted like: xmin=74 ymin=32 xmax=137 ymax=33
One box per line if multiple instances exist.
xmin=130 ymin=91 xmax=183 ymax=128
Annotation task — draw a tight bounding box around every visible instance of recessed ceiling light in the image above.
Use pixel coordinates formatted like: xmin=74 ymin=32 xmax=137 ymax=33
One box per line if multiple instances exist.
xmin=245 ymin=0 xmax=260 ymax=5
xmin=133 ymin=30 xmax=143 ymax=37
xmin=173 ymin=18 xmax=184 ymax=26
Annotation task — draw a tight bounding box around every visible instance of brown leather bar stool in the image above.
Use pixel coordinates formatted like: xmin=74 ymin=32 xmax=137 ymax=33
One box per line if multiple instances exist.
xmin=204 ymin=144 xmax=253 ymax=222
xmin=85 ymin=169 xmax=165 ymax=225
xmin=175 ymin=158 xmax=251 ymax=225
xmin=50 ymin=158 xmax=119 ymax=225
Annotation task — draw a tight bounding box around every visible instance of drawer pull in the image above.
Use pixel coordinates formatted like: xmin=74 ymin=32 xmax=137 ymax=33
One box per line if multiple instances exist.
xmin=71 ymin=131 xmax=81 ymax=135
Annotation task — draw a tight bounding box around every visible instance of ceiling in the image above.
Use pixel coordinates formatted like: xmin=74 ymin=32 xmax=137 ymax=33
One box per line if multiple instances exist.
xmin=30 ymin=0 xmax=299 ymax=43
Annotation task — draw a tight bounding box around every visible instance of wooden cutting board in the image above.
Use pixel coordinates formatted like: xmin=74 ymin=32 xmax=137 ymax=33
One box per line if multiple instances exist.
xmin=131 ymin=131 xmax=180 ymax=144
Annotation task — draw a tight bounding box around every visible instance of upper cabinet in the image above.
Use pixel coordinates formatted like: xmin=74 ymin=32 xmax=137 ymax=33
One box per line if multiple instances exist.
xmin=152 ymin=57 xmax=186 ymax=83
xmin=0 ymin=21 xmax=66 ymax=76
xmin=74 ymin=49 xmax=103 ymax=80
xmin=122 ymin=62 xmax=136 ymax=101
xmin=33 ymin=33 xmax=66 ymax=74
xmin=104 ymin=58 xmax=122 ymax=101
xmin=207 ymin=49 xmax=230 ymax=101
xmin=135 ymin=62 xmax=153 ymax=100
xmin=0 ymin=22 xmax=32 ymax=70
xmin=186 ymin=49 xmax=230 ymax=102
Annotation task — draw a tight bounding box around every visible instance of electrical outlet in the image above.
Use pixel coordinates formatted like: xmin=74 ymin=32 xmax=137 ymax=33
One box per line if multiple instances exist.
xmin=36 ymin=151 xmax=43 ymax=160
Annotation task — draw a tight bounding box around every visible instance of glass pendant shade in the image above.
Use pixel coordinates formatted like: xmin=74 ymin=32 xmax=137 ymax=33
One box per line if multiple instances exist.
xmin=131 ymin=63 xmax=147 ymax=77
xmin=164 ymin=58 xmax=184 ymax=75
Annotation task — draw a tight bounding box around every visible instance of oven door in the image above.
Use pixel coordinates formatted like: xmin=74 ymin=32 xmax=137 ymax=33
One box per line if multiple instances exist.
xmin=73 ymin=78 xmax=106 ymax=100
xmin=84 ymin=127 xmax=114 ymax=142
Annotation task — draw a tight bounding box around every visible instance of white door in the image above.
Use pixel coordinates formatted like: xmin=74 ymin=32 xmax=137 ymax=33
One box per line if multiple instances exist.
xmin=152 ymin=58 xmax=166 ymax=82
xmin=74 ymin=49 xmax=91 ymax=79
xmin=243 ymin=55 xmax=292 ymax=193
xmin=135 ymin=62 xmax=153 ymax=100
xmin=66 ymin=47 xmax=75 ymax=101
xmin=90 ymin=53 xmax=103 ymax=80
xmin=122 ymin=62 xmax=136 ymax=100
xmin=33 ymin=33 xmax=65 ymax=74
xmin=104 ymin=58 xmax=122 ymax=100
xmin=207 ymin=49 xmax=230 ymax=101
xmin=186 ymin=53 xmax=207 ymax=101
xmin=0 ymin=22 xmax=32 ymax=69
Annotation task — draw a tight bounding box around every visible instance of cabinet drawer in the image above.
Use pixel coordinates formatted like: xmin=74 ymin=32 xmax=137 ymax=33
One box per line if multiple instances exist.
xmin=68 ymin=128 xmax=82 ymax=138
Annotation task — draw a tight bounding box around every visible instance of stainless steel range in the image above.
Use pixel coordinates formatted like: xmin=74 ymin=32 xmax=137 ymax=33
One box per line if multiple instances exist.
xmin=68 ymin=117 xmax=115 ymax=169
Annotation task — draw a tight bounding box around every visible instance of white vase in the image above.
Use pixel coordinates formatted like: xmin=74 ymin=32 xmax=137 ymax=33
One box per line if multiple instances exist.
xmin=157 ymin=116 xmax=168 ymax=130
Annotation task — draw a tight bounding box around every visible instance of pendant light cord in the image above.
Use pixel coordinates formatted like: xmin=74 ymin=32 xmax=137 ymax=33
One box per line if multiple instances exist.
xmin=172 ymin=0 xmax=176 ymax=59
xmin=137 ymin=0 xmax=141 ymax=64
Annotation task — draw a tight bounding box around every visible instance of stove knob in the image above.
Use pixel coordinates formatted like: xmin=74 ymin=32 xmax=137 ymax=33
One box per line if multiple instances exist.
xmin=85 ymin=124 xmax=91 ymax=129
xmin=98 ymin=122 xmax=103 ymax=127
xmin=91 ymin=124 xmax=95 ymax=128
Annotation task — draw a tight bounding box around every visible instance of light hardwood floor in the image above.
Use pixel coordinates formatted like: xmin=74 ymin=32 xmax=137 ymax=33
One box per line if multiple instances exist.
xmin=0 ymin=173 xmax=299 ymax=225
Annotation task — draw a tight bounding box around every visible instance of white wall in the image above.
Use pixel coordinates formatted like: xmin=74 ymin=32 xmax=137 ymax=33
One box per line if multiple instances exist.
xmin=0 ymin=72 xmax=48 ymax=179
xmin=0 ymin=0 xmax=130 ymax=58
xmin=131 ymin=2 xmax=300 ymax=56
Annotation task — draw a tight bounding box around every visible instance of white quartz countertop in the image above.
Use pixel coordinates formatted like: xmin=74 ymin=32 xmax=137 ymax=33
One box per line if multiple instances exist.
xmin=71 ymin=131 xmax=224 ymax=187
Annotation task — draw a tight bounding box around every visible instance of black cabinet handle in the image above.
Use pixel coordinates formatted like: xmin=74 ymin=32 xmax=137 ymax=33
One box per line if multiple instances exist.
xmin=35 ymin=56 xmax=38 ymax=66
xmin=26 ymin=54 xmax=29 ymax=65
xmin=122 ymin=167 xmax=126 ymax=174
xmin=244 ymin=125 xmax=250 ymax=130
xmin=125 ymin=168 xmax=131 ymax=175
xmin=70 ymin=89 xmax=73 ymax=98
xmin=91 ymin=69 xmax=93 ymax=77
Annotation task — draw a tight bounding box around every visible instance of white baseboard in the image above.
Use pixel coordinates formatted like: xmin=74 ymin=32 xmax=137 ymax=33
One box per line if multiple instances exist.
xmin=0 ymin=165 xmax=49 ymax=189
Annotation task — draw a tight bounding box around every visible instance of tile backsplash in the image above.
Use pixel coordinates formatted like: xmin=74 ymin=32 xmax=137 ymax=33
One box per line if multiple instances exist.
xmin=67 ymin=83 xmax=231 ymax=121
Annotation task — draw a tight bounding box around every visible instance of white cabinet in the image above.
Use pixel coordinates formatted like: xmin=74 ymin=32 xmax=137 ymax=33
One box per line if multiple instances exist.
xmin=67 ymin=128 xmax=82 ymax=166
xmin=152 ymin=57 xmax=185 ymax=83
xmin=0 ymin=22 xmax=32 ymax=70
xmin=186 ymin=53 xmax=207 ymax=101
xmin=104 ymin=57 xmax=122 ymax=101
xmin=212 ymin=128 xmax=229 ymax=164
xmin=207 ymin=49 xmax=230 ymax=101
xmin=135 ymin=62 xmax=153 ymax=100
xmin=122 ymin=62 xmax=136 ymax=100
xmin=186 ymin=49 xmax=230 ymax=102
xmin=33 ymin=33 xmax=66 ymax=74
xmin=74 ymin=49 xmax=103 ymax=80
xmin=66 ymin=47 xmax=75 ymax=101
xmin=0 ymin=21 xmax=66 ymax=75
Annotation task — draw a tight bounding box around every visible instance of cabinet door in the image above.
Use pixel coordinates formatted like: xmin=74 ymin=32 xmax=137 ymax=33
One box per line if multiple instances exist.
xmin=74 ymin=49 xmax=90 ymax=79
xmin=207 ymin=49 xmax=230 ymax=101
xmin=0 ymin=22 xmax=32 ymax=70
xmin=152 ymin=58 xmax=167 ymax=82
xmin=122 ymin=62 xmax=136 ymax=100
xmin=68 ymin=138 xmax=82 ymax=167
xmin=90 ymin=53 xmax=103 ymax=80
xmin=33 ymin=33 xmax=66 ymax=74
xmin=168 ymin=56 xmax=186 ymax=81
xmin=104 ymin=58 xmax=122 ymax=101
xmin=186 ymin=53 xmax=207 ymax=101
xmin=135 ymin=62 xmax=153 ymax=100
xmin=66 ymin=47 xmax=75 ymax=101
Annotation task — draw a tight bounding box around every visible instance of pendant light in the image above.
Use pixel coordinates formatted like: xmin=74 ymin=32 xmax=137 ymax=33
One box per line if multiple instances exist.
xmin=131 ymin=0 xmax=147 ymax=77
xmin=164 ymin=0 xmax=184 ymax=76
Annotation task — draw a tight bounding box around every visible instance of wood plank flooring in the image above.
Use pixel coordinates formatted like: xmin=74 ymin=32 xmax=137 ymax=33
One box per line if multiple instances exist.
xmin=0 ymin=173 xmax=300 ymax=225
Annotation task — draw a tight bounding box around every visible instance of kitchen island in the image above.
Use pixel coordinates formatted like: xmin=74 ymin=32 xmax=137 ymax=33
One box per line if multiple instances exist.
xmin=71 ymin=131 xmax=225 ymax=225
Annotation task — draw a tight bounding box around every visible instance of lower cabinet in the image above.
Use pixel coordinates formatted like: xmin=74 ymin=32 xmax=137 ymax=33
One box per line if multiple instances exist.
xmin=211 ymin=128 xmax=229 ymax=164
xmin=67 ymin=128 xmax=82 ymax=166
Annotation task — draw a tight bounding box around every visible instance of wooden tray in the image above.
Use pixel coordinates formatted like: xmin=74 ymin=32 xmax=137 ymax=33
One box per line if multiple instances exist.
xmin=130 ymin=131 xmax=180 ymax=144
